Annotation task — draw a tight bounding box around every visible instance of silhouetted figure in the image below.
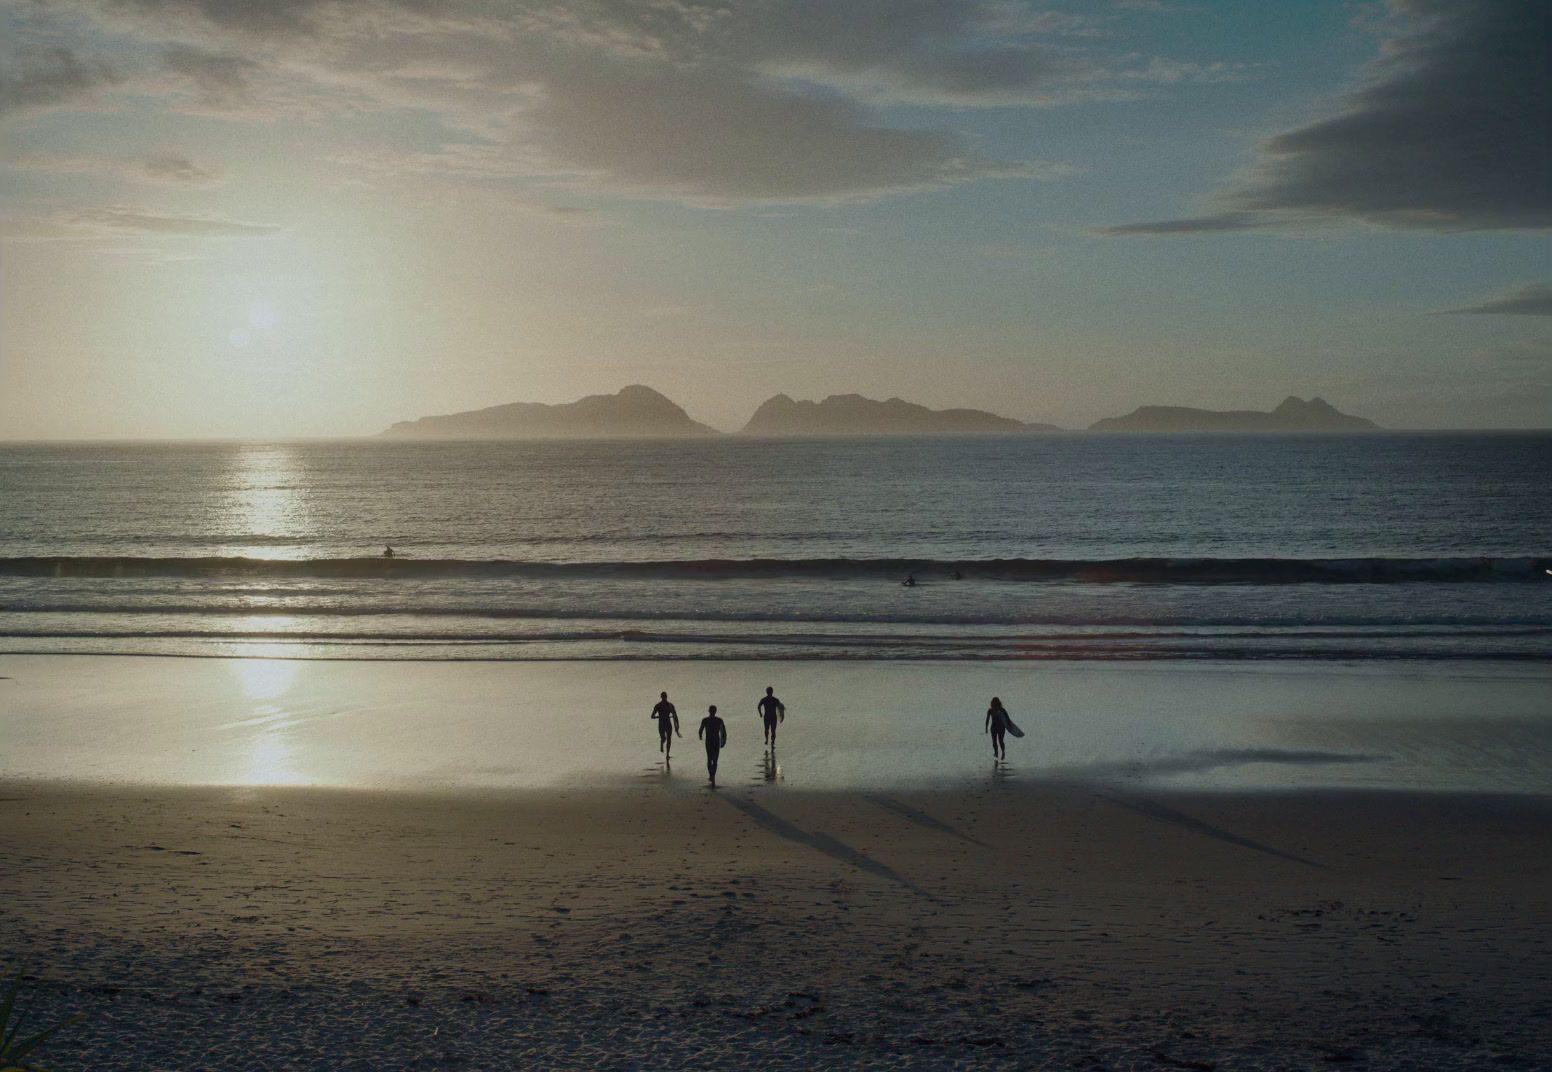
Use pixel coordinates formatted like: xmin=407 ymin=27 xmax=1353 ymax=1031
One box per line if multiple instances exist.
xmin=651 ymin=691 xmax=680 ymax=758
xmin=383 ymin=545 xmax=395 ymax=559
xmin=951 ymin=569 xmax=963 ymax=580
xmin=986 ymin=696 xmax=1010 ymax=761
xmin=757 ymin=686 xmax=785 ymax=749
xmin=902 ymin=573 xmax=917 ymax=587
xmin=699 ymin=705 xmax=727 ymax=786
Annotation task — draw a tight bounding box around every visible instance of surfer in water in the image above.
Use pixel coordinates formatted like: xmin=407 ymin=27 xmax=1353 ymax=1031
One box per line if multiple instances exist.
xmin=651 ymin=691 xmax=680 ymax=758
xmin=985 ymin=696 xmax=1011 ymax=761
xmin=383 ymin=545 xmax=395 ymax=559
xmin=698 ymin=705 xmax=727 ymax=787
xmin=902 ymin=573 xmax=917 ymax=587
xmin=757 ymin=686 xmax=785 ymax=749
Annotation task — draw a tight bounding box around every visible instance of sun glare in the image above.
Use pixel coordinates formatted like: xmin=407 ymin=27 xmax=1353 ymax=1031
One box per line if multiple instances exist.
xmin=247 ymin=300 xmax=279 ymax=331
xmin=233 ymin=657 xmax=299 ymax=701
xmin=225 ymin=447 xmax=311 ymax=558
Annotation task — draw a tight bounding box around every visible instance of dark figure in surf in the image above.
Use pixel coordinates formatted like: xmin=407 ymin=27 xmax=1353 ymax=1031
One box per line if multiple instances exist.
xmin=986 ymin=696 xmax=1011 ymax=761
xmin=950 ymin=568 xmax=963 ymax=580
xmin=757 ymin=686 xmax=785 ymax=749
xmin=902 ymin=573 xmax=917 ymax=587
xmin=651 ymin=691 xmax=680 ymax=758
xmin=699 ymin=705 xmax=728 ymax=786
xmin=383 ymin=545 xmax=395 ymax=559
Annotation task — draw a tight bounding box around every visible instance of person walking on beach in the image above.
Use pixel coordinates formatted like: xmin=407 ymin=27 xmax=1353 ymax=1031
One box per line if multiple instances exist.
xmin=986 ymin=696 xmax=1011 ymax=762
xmin=651 ymin=691 xmax=681 ymax=758
xmin=757 ymin=686 xmax=785 ymax=749
xmin=699 ymin=705 xmax=728 ymax=787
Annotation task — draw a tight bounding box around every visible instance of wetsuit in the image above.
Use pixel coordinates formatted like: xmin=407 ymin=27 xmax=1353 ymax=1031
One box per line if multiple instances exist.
xmin=652 ymin=699 xmax=678 ymax=751
xmin=758 ymin=694 xmax=785 ymax=745
xmin=986 ymin=704 xmax=1009 ymax=759
xmin=699 ymin=715 xmax=727 ymax=782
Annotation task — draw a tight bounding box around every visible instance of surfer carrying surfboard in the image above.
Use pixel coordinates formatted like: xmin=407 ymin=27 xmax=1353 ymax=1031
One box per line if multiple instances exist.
xmin=985 ymin=696 xmax=1016 ymax=761
xmin=651 ymin=691 xmax=681 ymax=758
xmin=757 ymin=686 xmax=785 ymax=749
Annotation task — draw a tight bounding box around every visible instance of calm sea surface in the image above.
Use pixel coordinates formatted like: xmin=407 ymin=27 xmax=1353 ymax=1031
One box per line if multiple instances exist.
xmin=1 ymin=434 xmax=1549 ymax=662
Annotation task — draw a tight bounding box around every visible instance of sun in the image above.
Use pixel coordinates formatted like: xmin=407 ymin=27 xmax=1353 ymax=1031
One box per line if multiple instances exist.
xmin=246 ymin=300 xmax=280 ymax=331
xmin=229 ymin=300 xmax=280 ymax=349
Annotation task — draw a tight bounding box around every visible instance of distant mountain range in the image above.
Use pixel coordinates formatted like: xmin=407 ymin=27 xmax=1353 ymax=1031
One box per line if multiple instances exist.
xmin=381 ymin=385 xmax=717 ymax=439
xmin=739 ymin=393 xmax=1059 ymax=436
xmin=1088 ymin=396 xmax=1379 ymax=433
xmin=381 ymin=387 xmax=1379 ymax=439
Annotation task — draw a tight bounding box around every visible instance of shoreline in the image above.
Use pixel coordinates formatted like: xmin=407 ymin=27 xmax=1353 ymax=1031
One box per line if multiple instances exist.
xmin=4 ymin=654 xmax=1549 ymax=795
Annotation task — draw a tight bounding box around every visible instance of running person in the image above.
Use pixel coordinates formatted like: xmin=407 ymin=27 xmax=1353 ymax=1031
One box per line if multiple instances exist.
xmin=985 ymin=696 xmax=1010 ymax=761
xmin=757 ymin=686 xmax=785 ymax=749
xmin=698 ymin=705 xmax=728 ymax=786
xmin=651 ymin=691 xmax=681 ymax=757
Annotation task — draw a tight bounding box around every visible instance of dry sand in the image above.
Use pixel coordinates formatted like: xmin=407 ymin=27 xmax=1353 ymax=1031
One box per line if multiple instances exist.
xmin=3 ymin=781 xmax=1549 ymax=1070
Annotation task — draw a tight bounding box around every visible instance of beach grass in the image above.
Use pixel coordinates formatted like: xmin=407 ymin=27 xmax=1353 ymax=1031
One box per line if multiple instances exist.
xmin=1 ymin=965 xmax=82 ymax=1072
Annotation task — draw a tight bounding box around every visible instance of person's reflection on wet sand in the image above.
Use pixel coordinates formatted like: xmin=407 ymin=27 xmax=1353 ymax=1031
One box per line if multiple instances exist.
xmin=761 ymin=750 xmax=781 ymax=785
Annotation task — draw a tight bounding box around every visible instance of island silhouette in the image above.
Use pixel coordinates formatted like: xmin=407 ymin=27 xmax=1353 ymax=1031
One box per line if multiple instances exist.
xmin=739 ymin=393 xmax=1060 ymax=436
xmin=381 ymin=385 xmax=717 ymax=439
xmin=1088 ymin=396 xmax=1379 ymax=433
xmin=381 ymin=387 xmax=1380 ymax=439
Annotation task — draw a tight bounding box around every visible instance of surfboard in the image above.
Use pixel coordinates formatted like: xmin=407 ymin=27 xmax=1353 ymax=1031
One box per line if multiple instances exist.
xmin=1004 ymin=716 xmax=1025 ymax=739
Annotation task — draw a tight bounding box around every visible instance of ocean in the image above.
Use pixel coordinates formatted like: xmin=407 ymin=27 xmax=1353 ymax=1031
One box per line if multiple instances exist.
xmin=2 ymin=433 xmax=1549 ymax=663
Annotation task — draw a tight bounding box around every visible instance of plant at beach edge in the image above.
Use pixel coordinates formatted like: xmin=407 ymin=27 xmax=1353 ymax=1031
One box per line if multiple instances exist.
xmin=1 ymin=964 xmax=83 ymax=1071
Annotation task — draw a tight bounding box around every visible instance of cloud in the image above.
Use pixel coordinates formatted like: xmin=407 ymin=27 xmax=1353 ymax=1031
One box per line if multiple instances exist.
xmin=139 ymin=153 xmax=223 ymax=184
xmin=1100 ymin=210 xmax=1277 ymax=235
xmin=1112 ymin=0 xmax=1192 ymax=13
xmin=10 ymin=150 xmax=225 ymax=185
xmin=161 ymin=45 xmax=259 ymax=107
xmin=19 ymin=0 xmax=1237 ymax=205
xmin=68 ymin=206 xmax=279 ymax=235
xmin=0 ymin=47 xmax=118 ymax=117
xmin=1476 ymin=340 xmax=1552 ymax=366
xmin=1109 ymin=0 xmax=1551 ymax=234
xmin=1442 ymin=283 xmax=1552 ymax=317
xmin=525 ymin=58 xmax=1040 ymax=204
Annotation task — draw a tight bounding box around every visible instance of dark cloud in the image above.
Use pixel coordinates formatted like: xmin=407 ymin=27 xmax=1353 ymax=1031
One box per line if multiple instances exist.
xmin=70 ymin=206 xmax=279 ymax=235
xmin=1110 ymin=0 xmax=1551 ymax=234
xmin=138 ymin=153 xmax=223 ymax=184
xmin=1101 ymin=211 xmax=1276 ymax=235
xmin=115 ymin=0 xmax=336 ymax=37
xmin=529 ymin=59 xmax=1032 ymax=203
xmin=1442 ymin=283 xmax=1552 ymax=317
xmin=20 ymin=0 xmax=1243 ymax=204
xmin=0 ymin=47 xmax=117 ymax=117
xmin=10 ymin=150 xmax=224 ymax=185
xmin=161 ymin=45 xmax=259 ymax=106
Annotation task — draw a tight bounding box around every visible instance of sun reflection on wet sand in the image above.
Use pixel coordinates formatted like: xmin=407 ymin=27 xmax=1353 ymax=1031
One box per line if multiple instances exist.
xmin=230 ymin=655 xmax=305 ymax=784
xmin=233 ymin=654 xmax=300 ymax=700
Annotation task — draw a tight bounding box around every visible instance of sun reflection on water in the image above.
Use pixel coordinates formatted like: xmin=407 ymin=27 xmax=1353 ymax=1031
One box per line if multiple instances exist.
xmin=226 ymin=445 xmax=312 ymax=559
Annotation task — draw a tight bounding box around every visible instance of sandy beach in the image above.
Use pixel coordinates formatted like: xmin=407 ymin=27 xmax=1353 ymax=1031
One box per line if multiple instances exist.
xmin=4 ymin=780 xmax=1549 ymax=1070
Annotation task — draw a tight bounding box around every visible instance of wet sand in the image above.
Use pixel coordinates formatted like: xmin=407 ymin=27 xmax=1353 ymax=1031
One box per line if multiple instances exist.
xmin=4 ymin=654 xmax=1550 ymax=793
xmin=4 ymin=781 xmax=1549 ymax=1070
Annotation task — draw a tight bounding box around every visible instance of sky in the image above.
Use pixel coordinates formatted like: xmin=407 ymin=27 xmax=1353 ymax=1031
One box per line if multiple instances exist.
xmin=0 ymin=0 xmax=1547 ymax=437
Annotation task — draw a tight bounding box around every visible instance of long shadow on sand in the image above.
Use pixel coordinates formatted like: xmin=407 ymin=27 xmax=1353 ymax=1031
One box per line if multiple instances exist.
xmin=1051 ymin=748 xmax=1388 ymax=785
xmin=723 ymin=795 xmax=937 ymax=901
xmin=1104 ymin=794 xmax=1327 ymax=869
xmin=864 ymin=794 xmax=987 ymax=847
